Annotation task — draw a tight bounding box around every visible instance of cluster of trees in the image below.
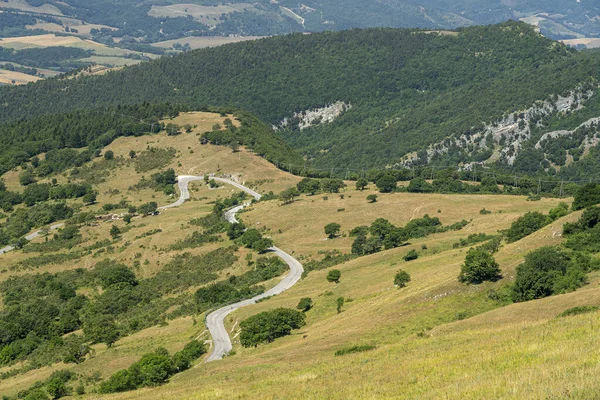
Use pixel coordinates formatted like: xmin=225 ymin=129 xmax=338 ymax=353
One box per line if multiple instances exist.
xmin=349 ymin=215 xmax=467 ymax=256
xmin=564 ymin=206 xmax=600 ymax=252
xmin=240 ymin=308 xmax=306 ymax=347
xmin=133 ymin=168 xmax=177 ymax=195
xmin=99 ymin=341 xmax=206 ymax=393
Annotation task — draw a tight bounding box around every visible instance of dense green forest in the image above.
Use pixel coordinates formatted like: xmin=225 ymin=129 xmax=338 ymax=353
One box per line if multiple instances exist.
xmin=1 ymin=22 xmax=599 ymax=174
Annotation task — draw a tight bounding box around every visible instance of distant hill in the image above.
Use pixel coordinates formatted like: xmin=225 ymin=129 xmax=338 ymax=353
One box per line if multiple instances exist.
xmin=1 ymin=22 xmax=600 ymax=178
xmin=0 ymin=0 xmax=598 ymax=42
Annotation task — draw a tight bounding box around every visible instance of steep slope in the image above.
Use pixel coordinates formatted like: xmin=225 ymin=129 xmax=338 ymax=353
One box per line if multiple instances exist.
xmin=1 ymin=22 xmax=599 ymax=172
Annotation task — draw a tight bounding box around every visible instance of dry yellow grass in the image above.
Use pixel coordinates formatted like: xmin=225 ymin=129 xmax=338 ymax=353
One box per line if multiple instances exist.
xmin=0 ymin=69 xmax=40 ymax=85
xmin=0 ymin=113 xmax=595 ymax=398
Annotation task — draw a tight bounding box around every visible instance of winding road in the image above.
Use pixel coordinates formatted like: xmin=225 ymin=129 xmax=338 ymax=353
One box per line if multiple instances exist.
xmin=0 ymin=174 xmax=303 ymax=361
xmin=0 ymin=223 xmax=64 ymax=256
xmin=161 ymin=175 xmax=304 ymax=362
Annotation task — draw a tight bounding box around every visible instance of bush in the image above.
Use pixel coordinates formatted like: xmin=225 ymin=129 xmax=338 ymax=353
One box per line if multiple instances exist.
xmin=458 ymin=249 xmax=502 ymax=284
xmin=367 ymin=194 xmax=377 ymax=203
xmin=394 ymin=270 xmax=411 ymax=288
xmin=104 ymin=150 xmax=114 ymax=160
xmin=240 ymin=308 xmax=306 ymax=347
xmin=297 ymin=297 xmax=313 ymax=312
xmin=557 ymin=305 xmax=599 ymax=318
xmin=505 ymin=212 xmax=551 ymax=243
xmin=512 ymin=246 xmax=587 ymax=302
xmin=334 ymin=344 xmax=376 ymax=356
xmin=403 ymin=250 xmax=418 ymax=262
xmin=326 ymin=269 xmax=341 ymax=283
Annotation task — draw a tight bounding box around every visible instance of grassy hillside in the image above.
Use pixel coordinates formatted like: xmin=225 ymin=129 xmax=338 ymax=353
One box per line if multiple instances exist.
xmin=1 ymin=22 xmax=599 ymax=172
xmin=1 ymin=112 xmax=599 ymax=398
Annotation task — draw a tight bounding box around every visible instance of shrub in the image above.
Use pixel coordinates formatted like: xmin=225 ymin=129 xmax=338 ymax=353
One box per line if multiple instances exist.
xmin=458 ymin=249 xmax=502 ymax=284
xmin=104 ymin=150 xmax=114 ymax=160
xmin=479 ymin=208 xmax=492 ymax=215
xmin=557 ymin=306 xmax=599 ymax=318
xmin=355 ymin=178 xmax=368 ymax=191
xmin=297 ymin=297 xmax=313 ymax=312
xmin=394 ymin=270 xmax=411 ymax=288
xmin=336 ymin=296 xmax=344 ymax=313
xmin=240 ymin=308 xmax=306 ymax=347
xmin=326 ymin=269 xmax=341 ymax=283
xmin=367 ymin=194 xmax=377 ymax=203
xmin=403 ymin=250 xmax=418 ymax=262
xmin=334 ymin=344 xmax=376 ymax=356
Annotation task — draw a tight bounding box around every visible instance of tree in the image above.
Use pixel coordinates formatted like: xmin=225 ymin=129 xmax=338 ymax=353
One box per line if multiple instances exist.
xmin=123 ymin=214 xmax=132 ymax=224
xmin=104 ymin=150 xmax=114 ymax=160
xmin=110 ymin=225 xmax=121 ymax=239
xmin=239 ymin=229 xmax=262 ymax=248
xmin=367 ymin=194 xmax=377 ymax=203
xmin=46 ymin=378 xmax=69 ymax=399
xmin=458 ymin=249 xmax=502 ymax=284
xmin=336 ymin=297 xmax=344 ymax=313
xmin=84 ymin=315 xmax=119 ymax=347
xmin=324 ymin=223 xmax=341 ymax=239
xmin=297 ymin=178 xmax=320 ymax=195
xmin=138 ymin=201 xmax=158 ymax=216
xmin=403 ymin=249 xmax=418 ymax=261
xmin=355 ymin=178 xmax=368 ymax=191
xmin=137 ymin=349 xmax=175 ymax=386
xmin=82 ymin=190 xmax=97 ymax=205
xmin=19 ymin=169 xmax=36 ymax=186
xmin=96 ymin=261 xmax=138 ymax=289
xmin=327 ymin=269 xmax=341 ymax=283
xmin=375 ymin=174 xmax=396 ymax=193
xmin=61 ymin=335 xmax=91 ymax=364
xmin=227 ymin=222 xmax=246 ymax=240
xmin=321 ymin=179 xmax=345 ymax=193
xmin=394 ymin=270 xmax=411 ymax=288
xmin=297 ymin=297 xmax=313 ymax=312
xmin=573 ymin=183 xmax=600 ymax=210
xmin=280 ymin=187 xmax=300 ymax=205
xmin=407 ymin=177 xmax=433 ymax=193
xmin=253 ymin=238 xmax=274 ymax=254
xmin=129 ymin=150 xmax=136 ymax=159
xmin=240 ymin=308 xmax=306 ymax=347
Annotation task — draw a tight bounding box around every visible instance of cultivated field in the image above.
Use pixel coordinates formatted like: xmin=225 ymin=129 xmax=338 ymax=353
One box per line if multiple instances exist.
xmin=154 ymin=36 xmax=266 ymax=50
xmin=0 ymin=69 xmax=40 ymax=85
xmin=148 ymin=3 xmax=253 ymax=26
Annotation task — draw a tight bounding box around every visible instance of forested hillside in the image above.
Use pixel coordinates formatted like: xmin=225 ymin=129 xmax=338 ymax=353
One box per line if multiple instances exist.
xmin=1 ymin=22 xmax=600 ymax=175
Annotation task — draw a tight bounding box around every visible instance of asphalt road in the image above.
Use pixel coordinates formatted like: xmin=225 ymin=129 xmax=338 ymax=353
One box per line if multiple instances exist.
xmin=0 ymin=223 xmax=64 ymax=256
xmin=162 ymin=175 xmax=304 ymax=362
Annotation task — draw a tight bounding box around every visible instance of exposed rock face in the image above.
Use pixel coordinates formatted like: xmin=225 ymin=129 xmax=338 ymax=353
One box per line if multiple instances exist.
xmin=400 ymin=87 xmax=597 ymax=168
xmin=275 ymin=101 xmax=352 ymax=131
